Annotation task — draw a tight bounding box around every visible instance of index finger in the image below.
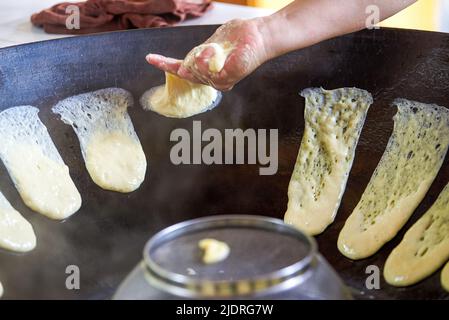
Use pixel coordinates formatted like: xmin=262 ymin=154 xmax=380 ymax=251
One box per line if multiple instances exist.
xmin=146 ymin=54 xmax=182 ymax=75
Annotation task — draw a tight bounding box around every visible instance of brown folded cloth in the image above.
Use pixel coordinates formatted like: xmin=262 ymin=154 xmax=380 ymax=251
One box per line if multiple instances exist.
xmin=31 ymin=0 xmax=213 ymax=35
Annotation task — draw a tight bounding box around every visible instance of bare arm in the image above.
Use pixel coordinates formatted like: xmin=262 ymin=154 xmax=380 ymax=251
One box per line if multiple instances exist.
xmin=261 ymin=0 xmax=416 ymax=59
xmin=147 ymin=0 xmax=416 ymax=90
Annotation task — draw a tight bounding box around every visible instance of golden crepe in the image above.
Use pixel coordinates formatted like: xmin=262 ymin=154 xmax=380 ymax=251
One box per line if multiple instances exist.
xmin=0 ymin=190 xmax=36 ymax=252
xmin=441 ymin=262 xmax=449 ymax=292
xmin=384 ymin=183 xmax=449 ymax=286
xmin=339 ymin=99 xmax=449 ymax=260
xmin=285 ymin=87 xmax=372 ymax=235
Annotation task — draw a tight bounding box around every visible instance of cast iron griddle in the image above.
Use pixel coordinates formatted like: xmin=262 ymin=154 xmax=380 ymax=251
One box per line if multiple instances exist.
xmin=0 ymin=25 xmax=448 ymax=300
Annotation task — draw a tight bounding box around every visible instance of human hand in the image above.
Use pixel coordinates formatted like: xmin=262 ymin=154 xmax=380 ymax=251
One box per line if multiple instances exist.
xmin=146 ymin=18 xmax=269 ymax=91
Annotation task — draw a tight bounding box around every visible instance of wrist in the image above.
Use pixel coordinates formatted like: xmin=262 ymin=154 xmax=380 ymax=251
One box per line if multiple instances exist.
xmin=253 ymin=15 xmax=280 ymax=62
xmin=254 ymin=4 xmax=325 ymax=61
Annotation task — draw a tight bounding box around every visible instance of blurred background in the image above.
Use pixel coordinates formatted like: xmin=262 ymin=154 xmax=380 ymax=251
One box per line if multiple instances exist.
xmin=0 ymin=0 xmax=448 ymax=48
xmin=217 ymin=0 xmax=449 ymax=32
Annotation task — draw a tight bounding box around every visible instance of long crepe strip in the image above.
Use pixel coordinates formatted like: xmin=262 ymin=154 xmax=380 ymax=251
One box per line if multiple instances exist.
xmin=285 ymin=87 xmax=372 ymax=235
xmin=338 ymin=99 xmax=449 ymax=260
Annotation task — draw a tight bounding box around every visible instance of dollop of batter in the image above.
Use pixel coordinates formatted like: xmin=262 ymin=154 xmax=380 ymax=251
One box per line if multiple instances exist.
xmin=198 ymin=238 xmax=230 ymax=265
xmin=0 ymin=191 xmax=36 ymax=252
xmin=85 ymin=131 xmax=146 ymax=193
xmin=141 ymin=73 xmax=222 ymax=118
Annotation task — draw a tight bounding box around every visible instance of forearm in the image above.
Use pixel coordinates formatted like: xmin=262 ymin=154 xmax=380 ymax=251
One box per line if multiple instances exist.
xmin=257 ymin=0 xmax=417 ymax=60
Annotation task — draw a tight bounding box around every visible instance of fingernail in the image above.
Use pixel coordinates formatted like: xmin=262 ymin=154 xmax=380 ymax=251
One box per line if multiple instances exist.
xmin=145 ymin=53 xmax=153 ymax=61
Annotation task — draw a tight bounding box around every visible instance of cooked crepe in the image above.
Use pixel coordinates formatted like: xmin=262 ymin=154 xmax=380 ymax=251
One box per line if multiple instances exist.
xmin=338 ymin=99 xmax=449 ymax=260
xmin=141 ymin=73 xmax=222 ymax=118
xmin=0 ymin=191 xmax=36 ymax=252
xmin=53 ymin=88 xmax=147 ymax=193
xmin=442 ymin=262 xmax=449 ymax=292
xmin=384 ymin=183 xmax=449 ymax=286
xmin=0 ymin=106 xmax=81 ymax=220
xmin=284 ymin=87 xmax=372 ymax=235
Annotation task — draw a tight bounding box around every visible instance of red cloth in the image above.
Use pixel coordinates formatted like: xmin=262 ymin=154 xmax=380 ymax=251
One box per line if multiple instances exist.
xmin=31 ymin=0 xmax=213 ymax=35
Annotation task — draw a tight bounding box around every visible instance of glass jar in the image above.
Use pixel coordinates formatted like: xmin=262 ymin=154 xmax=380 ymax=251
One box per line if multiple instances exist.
xmin=114 ymin=215 xmax=351 ymax=300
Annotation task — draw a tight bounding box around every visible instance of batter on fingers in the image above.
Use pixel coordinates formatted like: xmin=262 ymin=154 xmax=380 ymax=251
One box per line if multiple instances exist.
xmin=141 ymin=43 xmax=231 ymax=118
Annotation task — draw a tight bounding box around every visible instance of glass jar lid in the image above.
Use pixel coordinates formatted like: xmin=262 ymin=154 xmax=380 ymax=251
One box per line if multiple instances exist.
xmin=143 ymin=215 xmax=317 ymax=298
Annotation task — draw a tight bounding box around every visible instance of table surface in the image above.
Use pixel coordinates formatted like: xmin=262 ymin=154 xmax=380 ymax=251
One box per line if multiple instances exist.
xmin=0 ymin=0 xmax=273 ymax=48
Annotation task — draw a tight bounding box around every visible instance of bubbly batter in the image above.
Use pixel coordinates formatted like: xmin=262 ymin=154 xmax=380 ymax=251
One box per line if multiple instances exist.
xmin=85 ymin=131 xmax=146 ymax=193
xmin=53 ymin=88 xmax=147 ymax=193
xmin=0 ymin=106 xmax=81 ymax=220
xmin=199 ymin=238 xmax=230 ymax=264
xmin=442 ymin=262 xmax=449 ymax=292
xmin=384 ymin=183 xmax=449 ymax=286
xmin=338 ymin=99 xmax=449 ymax=260
xmin=0 ymin=191 xmax=36 ymax=252
xmin=284 ymin=87 xmax=372 ymax=235
xmin=141 ymin=73 xmax=221 ymax=118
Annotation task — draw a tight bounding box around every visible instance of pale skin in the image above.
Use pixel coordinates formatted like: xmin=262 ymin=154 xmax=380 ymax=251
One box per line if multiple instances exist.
xmin=147 ymin=0 xmax=416 ymax=91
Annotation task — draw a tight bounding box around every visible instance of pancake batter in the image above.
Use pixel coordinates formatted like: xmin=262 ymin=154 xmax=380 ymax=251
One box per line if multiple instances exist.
xmin=285 ymin=87 xmax=372 ymax=235
xmin=85 ymin=131 xmax=147 ymax=193
xmin=0 ymin=106 xmax=82 ymax=220
xmin=53 ymin=88 xmax=147 ymax=193
xmin=0 ymin=191 xmax=36 ymax=252
xmin=384 ymin=183 xmax=449 ymax=286
xmin=183 ymin=42 xmax=234 ymax=73
xmin=199 ymin=238 xmax=230 ymax=264
xmin=338 ymin=99 xmax=449 ymax=260
xmin=141 ymin=72 xmax=222 ymax=118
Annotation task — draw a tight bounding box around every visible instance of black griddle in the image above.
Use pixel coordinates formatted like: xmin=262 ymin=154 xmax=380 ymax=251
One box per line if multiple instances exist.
xmin=0 ymin=25 xmax=448 ymax=300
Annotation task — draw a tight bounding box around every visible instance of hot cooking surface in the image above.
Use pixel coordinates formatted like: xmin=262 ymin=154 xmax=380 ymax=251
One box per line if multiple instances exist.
xmin=0 ymin=26 xmax=448 ymax=299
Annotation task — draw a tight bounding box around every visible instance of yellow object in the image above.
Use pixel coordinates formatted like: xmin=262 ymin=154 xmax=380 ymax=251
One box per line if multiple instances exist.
xmin=285 ymin=88 xmax=372 ymax=235
xmin=53 ymin=88 xmax=147 ymax=194
xmin=0 ymin=191 xmax=36 ymax=253
xmin=198 ymin=238 xmax=230 ymax=264
xmin=384 ymin=183 xmax=449 ymax=286
xmin=381 ymin=0 xmax=438 ymax=31
xmin=85 ymin=131 xmax=147 ymax=193
xmin=338 ymin=99 xmax=449 ymax=260
xmin=142 ymin=73 xmax=220 ymax=118
xmin=6 ymin=144 xmax=82 ymax=220
xmin=247 ymin=0 xmax=292 ymax=10
xmin=442 ymin=262 xmax=449 ymax=292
